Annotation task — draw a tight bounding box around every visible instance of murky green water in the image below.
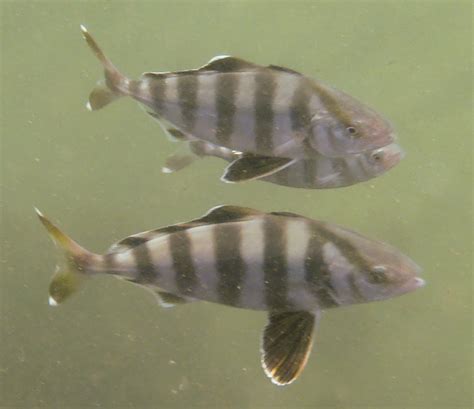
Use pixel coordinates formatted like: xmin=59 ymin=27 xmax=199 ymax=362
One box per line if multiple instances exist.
xmin=1 ymin=1 xmax=472 ymax=408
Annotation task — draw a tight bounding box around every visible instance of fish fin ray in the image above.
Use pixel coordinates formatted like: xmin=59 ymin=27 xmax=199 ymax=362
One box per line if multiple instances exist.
xmin=222 ymin=156 xmax=296 ymax=183
xmin=261 ymin=311 xmax=318 ymax=386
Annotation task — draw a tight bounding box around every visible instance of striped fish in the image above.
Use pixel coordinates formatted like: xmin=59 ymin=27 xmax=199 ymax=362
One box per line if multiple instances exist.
xmin=36 ymin=205 xmax=424 ymax=385
xmin=81 ymin=26 xmax=396 ymax=181
xmin=162 ymin=138 xmax=404 ymax=188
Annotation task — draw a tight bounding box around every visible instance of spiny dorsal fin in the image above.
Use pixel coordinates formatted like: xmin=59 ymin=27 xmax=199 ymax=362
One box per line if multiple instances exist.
xmin=194 ymin=205 xmax=263 ymax=224
xmin=142 ymin=56 xmax=261 ymax=80
xmin=261 ymin=311 xmax=318 ymax=386
xmin=199 ymin=56 xmax=262 ymax=72
xmin=268 ymin=65 xmax=302 ymax=75
xmin=221 ymin=155 xmax=296 ymax=183
xmin=107 ymin=206 xmax=262 ymax=254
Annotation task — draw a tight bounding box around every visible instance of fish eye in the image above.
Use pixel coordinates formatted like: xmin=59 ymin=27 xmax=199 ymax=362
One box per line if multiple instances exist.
xmin=346 ymin=126 xmax=358 ymax=137
xmin=368 ymin=266 xmax=388 ymax=284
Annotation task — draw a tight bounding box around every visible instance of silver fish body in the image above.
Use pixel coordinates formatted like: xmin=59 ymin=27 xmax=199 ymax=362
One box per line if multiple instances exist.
xmin=164 ymin=139 xmax=404 ymax=189
xmin=37 ymin=206 xmax=424 ymax=385
xmin=81 ymin=27 xmax=396 ymax=161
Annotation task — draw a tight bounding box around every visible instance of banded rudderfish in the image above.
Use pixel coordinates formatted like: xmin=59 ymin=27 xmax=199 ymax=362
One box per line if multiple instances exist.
xmin=162 ymin=137 xmax=404 ymax=188
xmin=81 ymin=26 xmax=396 ymax=181
xmin=36 ymin=205 xmax=424 ymax=385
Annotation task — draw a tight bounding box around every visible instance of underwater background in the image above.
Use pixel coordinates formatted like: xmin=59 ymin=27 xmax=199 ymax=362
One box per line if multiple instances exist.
xmin=1 ymin=1 xmax=472 ymax=408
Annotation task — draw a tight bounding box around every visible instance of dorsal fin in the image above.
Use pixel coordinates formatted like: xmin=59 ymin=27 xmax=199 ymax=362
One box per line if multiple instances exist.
xmin=199 ymin=56 xmax=261 ymax=72
xmin=194 ymin=205 xmax=263 ymax=224
xmin=270 ymin=211 xmax=302 ymax=218
xmin=106 ymin=206 xmax=262 ymax=254
xmin=267 ymin=65 xmax=302 ymax=75
xmin=142 ymin=56 xmax=261 ymax=80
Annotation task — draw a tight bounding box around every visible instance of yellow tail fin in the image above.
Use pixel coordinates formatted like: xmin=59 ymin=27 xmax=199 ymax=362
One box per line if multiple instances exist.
xmin=35 ymin=208 xmax=99 ymax=306
xmin=80 ymin=25 xmax=130 ymax=110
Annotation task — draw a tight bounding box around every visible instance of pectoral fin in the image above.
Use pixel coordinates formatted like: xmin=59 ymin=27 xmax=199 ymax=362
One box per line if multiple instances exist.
xmin=221 ymin=155 xmax=296 ymax=183
xmin=261 ymin=310 xmax=319 ymax=386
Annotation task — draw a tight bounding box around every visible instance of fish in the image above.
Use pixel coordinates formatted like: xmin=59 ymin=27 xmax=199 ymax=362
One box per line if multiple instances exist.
xmin=81 ymin=26 xmax=396 ymax=181
xmin=36 ymin=205 xmax=424 ymax=385
xmin=162 ymin=137 xmax=404 ymax=188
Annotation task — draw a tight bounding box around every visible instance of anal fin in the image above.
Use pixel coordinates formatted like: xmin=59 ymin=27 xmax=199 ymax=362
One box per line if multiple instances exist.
xmin=154 ymin=290 xmax=192 ymax=308
xmin=222 ymin=155 xmax=296 ymax=183
xmin=261 ymin=310 xmax=319 ymax=386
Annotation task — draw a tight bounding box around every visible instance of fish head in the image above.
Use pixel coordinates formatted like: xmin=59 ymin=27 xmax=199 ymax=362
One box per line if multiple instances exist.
xmin=359 ymin=143 xmax=405 ymax=178
xmin=320 ymin=223 xmax=425 ymax=303
xmin=309 ymin=87 xmax=396 ymax=158
xmin=352 ymin=237 xmax=425 ymax=302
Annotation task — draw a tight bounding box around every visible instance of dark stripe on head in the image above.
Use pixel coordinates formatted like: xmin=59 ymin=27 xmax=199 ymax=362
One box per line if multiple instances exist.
xmin=263 ymin=217 xmax=289 ymax=310
xmin=310 ymin=82 xmax=354 ymax=129
xmin=215 ymin=73 xmax=239 ymax=145
xmin=290 ymin=80 xmax=312 ymax=132
xmin=132 ymin=241 xmax=158 ymax=284
xmin=347 ymin=272 xmax=365 ymax=302
xmin=316 ymin=225 xmax=371 ymax=271
xmin=177 ymin=75 xmax=199 ymax=132
xmin=255 ymin=72 xmax=277 ymax=153
xmin=213 ymin=224 xmax=245 ymax=306
xmin=169 ymin=230 xmax=198 ymax=296
xmin=304 ymin=233 xmax=339 ymax=308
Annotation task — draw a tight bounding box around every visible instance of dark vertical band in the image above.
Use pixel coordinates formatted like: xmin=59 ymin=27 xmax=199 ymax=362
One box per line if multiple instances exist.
xmin=177 ymin=74 xmax=199 ymax=132
xmin=132 ymin=240 xmax=158 ymax=284
xmin=290 ymin=80 xmax=312 ymax=132
xmin=255 ymin=72 xmax=276 ymax=153
xmin=304 ymin=232 xmax=339 ymax=308
xmin=214 ymin=224 xmax=245 ymax=306
xmin=215 ymin=73 xmax=239 ymax=146
xmin=263 ymin=217 xmax=289 ymax=310
xmin=169 ymin=230 xmax=198 ymax=296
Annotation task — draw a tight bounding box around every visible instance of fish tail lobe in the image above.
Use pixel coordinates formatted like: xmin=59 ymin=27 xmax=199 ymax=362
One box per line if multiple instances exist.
xmin=80 ymin=25 xmax=130 ymax=110
xmin=35 ymin=207 xmax=102 ymax=306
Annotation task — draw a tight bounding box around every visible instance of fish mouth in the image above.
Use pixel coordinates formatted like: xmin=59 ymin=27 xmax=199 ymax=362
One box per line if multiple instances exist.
xmin=399 ymin=276 xmax=426 ymax=294
xmin=412 ymin=277 xmax=426 ymax=288
xmin=384 ymin=144 xmax=405 ymax=170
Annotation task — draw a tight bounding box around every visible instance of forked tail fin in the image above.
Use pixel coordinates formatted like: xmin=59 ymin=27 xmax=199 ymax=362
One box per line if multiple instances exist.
xmin=80 ymin=25 xmax=132 ymax=110
xmin=35 ymin=208 xmax=101 ymax=306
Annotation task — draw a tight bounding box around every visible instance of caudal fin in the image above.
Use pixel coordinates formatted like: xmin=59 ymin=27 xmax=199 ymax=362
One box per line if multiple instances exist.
xmin=35 ymin=208 xmax=101 ymax=306
xmin=80 ymin=25 xmax=131 ymax=110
